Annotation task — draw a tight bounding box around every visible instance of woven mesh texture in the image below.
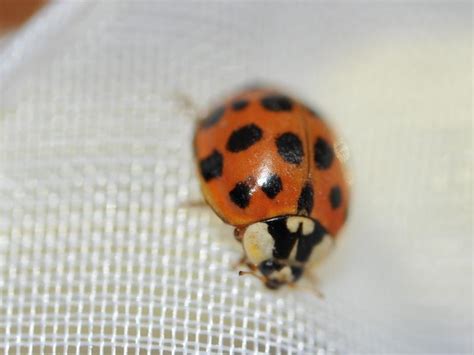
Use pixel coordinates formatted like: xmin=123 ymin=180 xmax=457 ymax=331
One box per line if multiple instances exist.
xmin=0 ymin=2 xmax=472 ymax=353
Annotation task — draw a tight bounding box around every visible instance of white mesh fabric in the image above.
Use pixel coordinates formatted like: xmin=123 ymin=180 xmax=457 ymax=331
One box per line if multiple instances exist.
xmin=0 ymin=1 xmax=472 ymax=353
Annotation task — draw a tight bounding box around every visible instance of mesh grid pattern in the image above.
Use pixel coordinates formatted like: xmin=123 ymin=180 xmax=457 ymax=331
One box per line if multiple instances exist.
xmin=0 ymin=1 xmax=472 ymax=353
xmin=0 ymin=113 xmax=337 ymax=353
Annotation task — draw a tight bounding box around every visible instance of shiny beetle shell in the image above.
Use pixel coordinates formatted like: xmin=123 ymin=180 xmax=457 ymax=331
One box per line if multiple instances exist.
xmin=194 ymin=87 xmax=349 ymax=235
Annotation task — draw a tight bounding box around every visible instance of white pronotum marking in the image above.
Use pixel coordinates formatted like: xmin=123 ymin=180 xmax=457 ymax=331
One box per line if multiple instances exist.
xmin=286 ymin=216 xmax=315 ymax=235
xmin=243 ymin=223 xmax=275 ymax=265
xmin=307 ymin=234 xmax=334 ymax=267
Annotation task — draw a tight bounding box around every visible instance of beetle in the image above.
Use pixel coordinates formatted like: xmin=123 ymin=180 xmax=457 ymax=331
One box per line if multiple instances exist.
xmin=193 ymin=86 xmax=349 ymax=289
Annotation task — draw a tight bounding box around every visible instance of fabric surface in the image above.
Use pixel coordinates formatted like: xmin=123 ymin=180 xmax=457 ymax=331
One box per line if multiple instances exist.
xmin=0 ymin=1 xmax=471 ymax=353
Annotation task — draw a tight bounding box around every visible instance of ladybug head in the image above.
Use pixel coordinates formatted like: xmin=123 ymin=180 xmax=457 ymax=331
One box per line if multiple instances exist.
xmin=239 ymin=216 xmax=318 ymax=289
xmin=238 ymin=259 xmax=303 ymax=289
xmin=258 ymin=259 xmax=303 ymax=289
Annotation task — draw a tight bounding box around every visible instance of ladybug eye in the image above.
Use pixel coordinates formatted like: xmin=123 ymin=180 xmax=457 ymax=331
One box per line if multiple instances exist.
xmin=258 ymin=259 xmax=282 ymax=276
xmin=259 ymin=260 xmax=274 ymax=275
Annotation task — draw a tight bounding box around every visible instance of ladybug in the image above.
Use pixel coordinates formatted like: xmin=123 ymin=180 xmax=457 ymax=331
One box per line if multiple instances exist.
xmin=193 ymin=86 xmax=349 ymax=289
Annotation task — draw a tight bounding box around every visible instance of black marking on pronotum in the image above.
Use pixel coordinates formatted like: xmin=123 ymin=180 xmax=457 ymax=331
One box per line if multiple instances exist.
xmin=295 ymin=219 xmax=326 ymax=262
xmin=275 ymin=132 xmax=304 ymax=165
xmin=265 ymin=217 xmax=299 ymax=259
xmin=261 ymin=95 xmax=293 ymax=112
xmin=200 ymin=106 xmax=225 ymax=129
xmin=329 ymin=185 xmax=342 ymax=209
xmin=199 ymin=150 xmax=223 ymax=181
xmin=226 ymin=124 xmax=263 ymax=153
xmin=261 ymin=174 xmax=283 ymax=199
xmin=262 ymin=216 xmax=327 ymax=267
xmin=229 ymin=181 xmax=252 ymax=209
xmin=290 ymin=266 xmax=304 ymax=281
xmin=232 ymin=99 xmax=249 ymax=111
xmin=264 ymin=216 xmax=326 ymax=263
xmin=314 ymin=137 xmax=334 ymax=170
xmin=297 ymin=182 xmax=314 ymax=215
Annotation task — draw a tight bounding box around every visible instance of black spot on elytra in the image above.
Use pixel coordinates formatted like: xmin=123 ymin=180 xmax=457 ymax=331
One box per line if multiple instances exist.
xmin=329 ymin=185 xmax=342 ymax=209
xmin=297 ymin=182 xmax=314 ymax=215
xmin=314 ymin=137 xmax=334 ymax=170
xmin=200 ymin=106 xmax=225 ymax=129
xmin=199 ymin=150 xmax=223 ymax=181
xmin=229 ymin=181 xmax=251 ymax=208
xmin=276 ymin=132 xmax=304 ymax=164
xmin=261 ymin=174 xmax=283 ymax=199
xmin=226 ymin=124 xmax=263 ymax=153
xmin=232 ymin=99 xmax=249 ymax=111
xmin=261 ymin=95 xmax=293 ymax=112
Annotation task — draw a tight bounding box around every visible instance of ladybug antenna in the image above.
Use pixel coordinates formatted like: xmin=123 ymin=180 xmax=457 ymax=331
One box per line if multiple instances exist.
xmin=238 ymin=270 xmax=266 ymax=283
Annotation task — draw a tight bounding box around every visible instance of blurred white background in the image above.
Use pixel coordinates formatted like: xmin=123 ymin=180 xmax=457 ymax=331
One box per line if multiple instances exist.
xmin=0 ymin=1 xmax=471 ymax=353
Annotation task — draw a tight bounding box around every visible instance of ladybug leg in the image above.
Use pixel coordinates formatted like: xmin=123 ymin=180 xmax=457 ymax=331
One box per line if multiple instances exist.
xmin=231 ymin=255 xmax=245 ymax=270
xmin=246 ymin=262 xmax=257 ymax=272
xmin=288 ymin=281 xmax=325 ymax=299
xmin=305 ymin=269 xmax=320 ymax=284
xmin=231 ymin=255 xmax=248 ymax=270
xmin=168 ymin=92 xmax=201 ymax=120
xmin=231 ymin=255 xmax=258 ymax=273
xmin=233 ymin=227 xmax=244 ymax=242
xmin=178 ymin=200 xmax=208 ymax=209
xmin=304 ymin=270 xmax=325 ymax=298
xmin=310 ymin=285 xmax=325 ymax=299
